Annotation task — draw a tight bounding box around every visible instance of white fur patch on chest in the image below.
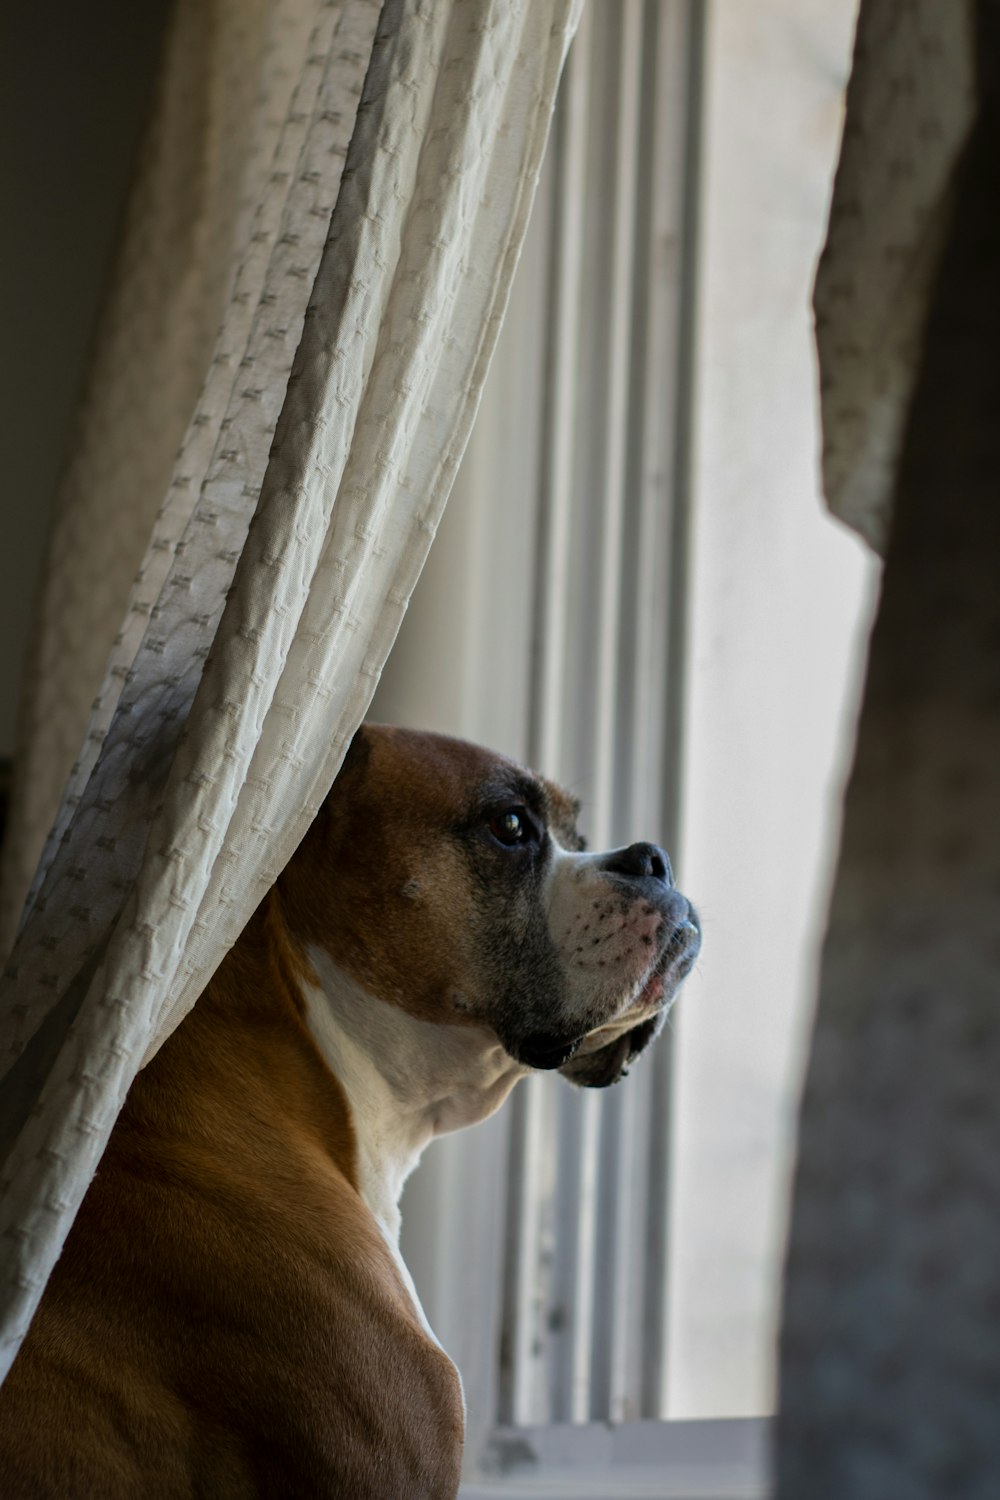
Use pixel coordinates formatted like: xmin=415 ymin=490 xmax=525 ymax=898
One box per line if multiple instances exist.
xmin=298 ymin=947 xmax=523 ymax=1366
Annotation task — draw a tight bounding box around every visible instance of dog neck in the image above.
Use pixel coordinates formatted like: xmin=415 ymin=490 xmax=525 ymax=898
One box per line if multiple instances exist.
xmin=301 ymin=946 xmax=525 ymax=1248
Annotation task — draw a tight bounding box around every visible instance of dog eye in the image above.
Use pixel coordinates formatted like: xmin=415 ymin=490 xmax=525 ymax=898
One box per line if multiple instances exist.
xmin=489 ymin=808 xmax=536 ymax=847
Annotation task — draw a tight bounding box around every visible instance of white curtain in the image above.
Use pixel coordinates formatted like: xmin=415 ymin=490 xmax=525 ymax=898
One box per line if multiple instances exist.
xmin=0 ymin=0 xmax=582 ymax=1382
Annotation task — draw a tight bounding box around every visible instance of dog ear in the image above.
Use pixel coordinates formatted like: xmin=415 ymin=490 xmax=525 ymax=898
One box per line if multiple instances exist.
xmin=337 ymin=724 xmax=372 ymax=777
xmin=558 ymin=1013 xmax=664 ymax=1089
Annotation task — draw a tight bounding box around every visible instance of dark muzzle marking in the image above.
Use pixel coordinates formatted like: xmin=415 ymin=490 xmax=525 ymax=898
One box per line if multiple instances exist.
xmin=516 ymin=1032 xmax=583 ymax=1070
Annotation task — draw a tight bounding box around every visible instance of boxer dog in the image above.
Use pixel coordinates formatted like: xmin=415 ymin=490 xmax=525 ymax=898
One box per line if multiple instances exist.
xmin=0 ymin=725 xmax=700 ymax=1499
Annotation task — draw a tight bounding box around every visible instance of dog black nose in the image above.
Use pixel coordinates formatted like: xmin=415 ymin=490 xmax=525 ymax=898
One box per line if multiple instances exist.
xmin=602 ymin=841 xmax=673 ymax=885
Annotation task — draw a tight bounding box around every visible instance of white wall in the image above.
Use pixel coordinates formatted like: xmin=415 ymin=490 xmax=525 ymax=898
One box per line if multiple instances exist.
xmin=664 ymin=0 xmax=878 ymax=1417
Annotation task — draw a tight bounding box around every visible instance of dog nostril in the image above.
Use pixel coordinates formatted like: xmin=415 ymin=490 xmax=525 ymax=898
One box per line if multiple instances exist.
xmin=605 ymin=841 xmax=673 ymax=884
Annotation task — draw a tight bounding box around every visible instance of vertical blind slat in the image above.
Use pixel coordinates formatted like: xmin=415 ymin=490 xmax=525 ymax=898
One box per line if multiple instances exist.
xmin=508 ymin=4 xmax=596 ymax=1428
xmin=590 ymin=0 xmax=641 ymax=841
xmin=502 ymin=0 xmax=702 ymax=1431
xmin=530 ymin=3 xmax=592 ymax=780
xmin=599 ymin=0 xmax=653 ymax=1426
xmin=643 ymin=0 xmax=705 ymax=1419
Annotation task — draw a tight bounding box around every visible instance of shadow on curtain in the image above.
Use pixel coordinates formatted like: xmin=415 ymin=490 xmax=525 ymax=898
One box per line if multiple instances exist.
xmin=779 ymin=2 xmax=1000 ymax=1493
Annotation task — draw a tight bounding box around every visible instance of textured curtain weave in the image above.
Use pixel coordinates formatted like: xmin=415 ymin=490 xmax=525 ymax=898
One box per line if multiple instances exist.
xmin=0 ymin=0 xmax=582 ymax=1382
xmin=813 ymin=0 xmax=975 ymax=554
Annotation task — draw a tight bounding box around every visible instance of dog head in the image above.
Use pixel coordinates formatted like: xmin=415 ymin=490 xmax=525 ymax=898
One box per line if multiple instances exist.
xmin=283 ymin=725 xmax=699 ymax=1088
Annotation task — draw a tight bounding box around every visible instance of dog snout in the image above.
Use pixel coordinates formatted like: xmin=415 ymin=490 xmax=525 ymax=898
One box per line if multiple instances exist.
xmin=662 ymin=887 xmax=692 ymax=930
xmin=667 ymin=901 xmax=701 ymax=976
xmin=601 ymin=841 xmax=673 ymax=886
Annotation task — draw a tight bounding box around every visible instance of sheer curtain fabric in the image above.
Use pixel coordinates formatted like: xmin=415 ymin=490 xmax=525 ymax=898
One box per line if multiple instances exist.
xmin=0 ymin=0 xmax=582 ymax=1381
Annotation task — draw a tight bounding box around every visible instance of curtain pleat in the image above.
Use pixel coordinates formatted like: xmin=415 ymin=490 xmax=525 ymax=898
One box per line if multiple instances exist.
xmin=0 ymin=0 xmax=582 ymax=1384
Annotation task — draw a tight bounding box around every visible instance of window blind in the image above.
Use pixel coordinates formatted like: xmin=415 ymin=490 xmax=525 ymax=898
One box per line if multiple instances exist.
xmin=499 ymin=0 xmax=704 ymax=1431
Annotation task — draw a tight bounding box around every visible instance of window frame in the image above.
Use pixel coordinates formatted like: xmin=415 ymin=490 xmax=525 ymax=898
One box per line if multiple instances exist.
xmin=372 ymin=0 xmax=872 ymax=1490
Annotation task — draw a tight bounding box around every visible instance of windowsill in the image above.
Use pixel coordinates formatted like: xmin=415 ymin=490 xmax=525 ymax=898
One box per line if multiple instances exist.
xmin=462 ymin=1417 xmax=773 ymax=1500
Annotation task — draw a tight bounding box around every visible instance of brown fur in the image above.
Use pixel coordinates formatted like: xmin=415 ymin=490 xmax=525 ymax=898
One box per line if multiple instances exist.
xmin=282 ymin=726 xmax=581 ymax=1025
xmin=0 ymin=724 xmax=696 ymax=1497
xmin=283 ymin=728 xmax=483 ymax=1021
xmin=0 ymin=888 xmax=463 ymax=1499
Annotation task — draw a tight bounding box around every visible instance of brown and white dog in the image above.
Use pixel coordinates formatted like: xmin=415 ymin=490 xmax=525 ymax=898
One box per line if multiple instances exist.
xmin=0 ymin=725 xmax=700 ymax=1499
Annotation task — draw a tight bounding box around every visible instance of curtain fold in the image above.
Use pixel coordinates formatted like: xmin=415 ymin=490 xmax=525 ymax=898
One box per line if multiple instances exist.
xmin=0 ymin=0 xmax=323 ymax=953
xmin=812 ymin=1 xmax=975 ymax=554
xmin=0 ymin=0 xmax=582 ymax=1383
